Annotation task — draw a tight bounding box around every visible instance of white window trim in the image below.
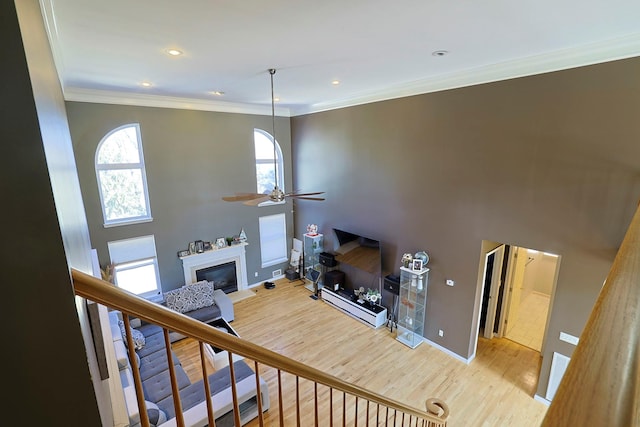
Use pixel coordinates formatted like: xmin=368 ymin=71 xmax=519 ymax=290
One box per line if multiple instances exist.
xmin=113 ymin=258 xmax=162 ymax=300
xmin=259 ymin=213 xmax=288 ymax=268
xmin=257 ymin=199 xmax=286 ymax=207
xmin=254 ymin=128 xmax=285 ymax=195
xmin=108 ymin=235 xmax=162 ymax=300
xmin=96 ymin=123 xmax=153 ymax=227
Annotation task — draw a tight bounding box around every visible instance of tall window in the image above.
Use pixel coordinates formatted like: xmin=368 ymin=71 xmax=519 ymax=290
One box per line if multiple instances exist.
xmin=254 ymin=129 xmax=284 ymax=194
xmin=96 ymin=124 xmax=152 ymax=227
xmin=108 ymin=235 xmax=162 ymax=300
xmin=259 ymin=213 xmax=287 ymax=268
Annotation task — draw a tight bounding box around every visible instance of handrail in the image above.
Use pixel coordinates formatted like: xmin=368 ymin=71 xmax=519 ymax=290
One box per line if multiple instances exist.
xmin=541 ymin=204 xmax=640 ymax=426
xmin=71 ymin=268 xmax=449 ymax=425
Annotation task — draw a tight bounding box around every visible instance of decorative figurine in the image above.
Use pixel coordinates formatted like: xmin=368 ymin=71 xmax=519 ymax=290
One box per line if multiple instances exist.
xmin=306 ymin=224 xmax=319 ymax=235
xmin=401 ymin=253 xmax=413 ymax=268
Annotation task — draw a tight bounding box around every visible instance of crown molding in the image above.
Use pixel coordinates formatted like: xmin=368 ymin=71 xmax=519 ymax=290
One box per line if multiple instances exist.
xmin=64 ymin=88 xmax=291 ymax=117
xmin=290 ymin=33 xmax=640 ymax=116
xmin=57 ymin=29 xmax=640 ymax=118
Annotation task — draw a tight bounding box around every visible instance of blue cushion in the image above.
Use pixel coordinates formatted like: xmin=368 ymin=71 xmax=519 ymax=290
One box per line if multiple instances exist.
xmin=156 ymin=360 xmax=254 ymax=419
xmin=138 ymin=349 xmax=181 ymax=381
xmin=141 ymin=367 xmax=191 ymax=403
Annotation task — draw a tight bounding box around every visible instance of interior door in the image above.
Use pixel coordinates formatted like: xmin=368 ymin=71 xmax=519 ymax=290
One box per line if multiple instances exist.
xmin=506 ymin=247 xmax=526 ymax=336
xmin=484 ymin=245 xmax=505 ymax=339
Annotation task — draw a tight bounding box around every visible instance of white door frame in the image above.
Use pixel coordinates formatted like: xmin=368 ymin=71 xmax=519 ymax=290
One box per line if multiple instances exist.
xmin=496 ymin=246 xmax=518 ymax=337
xmin=483 ymin=245 xmax=505 ymax=339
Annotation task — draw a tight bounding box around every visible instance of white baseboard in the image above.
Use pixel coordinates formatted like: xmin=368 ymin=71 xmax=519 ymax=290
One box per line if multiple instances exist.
xmin=534 ymin=394 xmax=550 ymax=406
xmin=249 ymin=274 xmax=285 ymax=288
xmin=423 ymin=338 xmax=474 ymax=365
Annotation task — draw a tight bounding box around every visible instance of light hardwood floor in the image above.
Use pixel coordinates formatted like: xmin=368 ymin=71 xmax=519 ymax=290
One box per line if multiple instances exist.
xmin=173 ymin=279 xmax=548 ymax=426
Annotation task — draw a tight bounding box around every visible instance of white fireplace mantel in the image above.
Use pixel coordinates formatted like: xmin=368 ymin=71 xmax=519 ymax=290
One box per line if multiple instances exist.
xmin=180 ymin=243 xmax=248 ymax=291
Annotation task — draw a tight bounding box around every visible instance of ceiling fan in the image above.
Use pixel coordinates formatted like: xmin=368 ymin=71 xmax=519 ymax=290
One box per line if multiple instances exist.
xmin=222 ymin=69 xmax=325 ymax=206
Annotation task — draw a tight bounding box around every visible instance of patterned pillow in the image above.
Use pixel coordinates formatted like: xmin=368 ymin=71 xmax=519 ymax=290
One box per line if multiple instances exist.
xmin=164 ymin=281 xmax=214 ymax=313
xmin=118 ymin=320 xmax=146 ymax=350
xmin=146 ymin=400 xmax=167 ymax=426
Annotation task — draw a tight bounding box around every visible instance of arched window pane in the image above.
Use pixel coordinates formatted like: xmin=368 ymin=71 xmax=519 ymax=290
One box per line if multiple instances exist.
xmin=254 ymin=129 xmax=284 ymax=195
xmin=96 ymin=124 xmax=152 ymax=226
xmin=97 ymin=126 xmax=141 ymax=164
xmin=254 ymin=131 xmax=278 ymax=160
xmin=98 ymin=169 xmax=148 ymax=221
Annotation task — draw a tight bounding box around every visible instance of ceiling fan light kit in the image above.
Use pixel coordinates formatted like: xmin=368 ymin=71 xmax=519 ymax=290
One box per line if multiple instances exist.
xmin=222 ymin=69 xmax=325 ymax=206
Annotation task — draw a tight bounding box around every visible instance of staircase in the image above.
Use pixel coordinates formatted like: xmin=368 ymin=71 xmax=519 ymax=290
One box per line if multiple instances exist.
xmin=72 ymin=269 xmax=449 ymax=426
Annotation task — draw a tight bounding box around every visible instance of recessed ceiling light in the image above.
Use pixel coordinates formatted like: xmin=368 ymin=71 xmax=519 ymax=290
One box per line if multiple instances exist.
xmin=331 ymin=80 xmax=340 ymax=85
xmin=140 ymin=81 xmax=152 ymax=87
xmin=210 ymin=91 xmax=225 ymax=96
xmin=432 ymin=50 xmax=449 ymax=57
xmin=166 ymin=49 xmax=183 ymax=56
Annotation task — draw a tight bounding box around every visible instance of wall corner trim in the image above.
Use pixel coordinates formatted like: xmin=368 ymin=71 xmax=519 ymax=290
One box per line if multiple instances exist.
xmin=423 ymin=337 xmax=474 ymax=365
xmin=534 ymin=394 xmax=551 ymax=406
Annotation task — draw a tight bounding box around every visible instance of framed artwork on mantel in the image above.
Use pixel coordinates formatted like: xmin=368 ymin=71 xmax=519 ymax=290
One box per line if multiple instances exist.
xmin=215 ymin=237 xmax=226 ymax=248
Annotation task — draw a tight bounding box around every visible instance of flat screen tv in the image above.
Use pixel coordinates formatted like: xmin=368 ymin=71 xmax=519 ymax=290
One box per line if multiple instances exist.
xmin=332 ymin=228 xmax=382 ymax=292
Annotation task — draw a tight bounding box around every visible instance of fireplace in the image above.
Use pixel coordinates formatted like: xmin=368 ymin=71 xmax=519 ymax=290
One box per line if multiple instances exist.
xmin=180 ymin=243 xmax=249 ymax=293
xmin=196 ymin=261 xmax=237 ymax=294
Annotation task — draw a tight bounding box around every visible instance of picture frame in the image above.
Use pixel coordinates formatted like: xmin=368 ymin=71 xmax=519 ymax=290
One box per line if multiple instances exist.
xmin=188 ymin=241 xmax=196 ymax=254
xmin=203 ymin=241 xmax=212 ymax=251
xmin=412 ymin=259 xmax=423 ymax=271
xmin=177 ymin=249 xmax=190 ymax=257
xmin=215 ymin=237 xmax=226 ymax=248
xmin=195 ymin=240 xmax=204 ymax=253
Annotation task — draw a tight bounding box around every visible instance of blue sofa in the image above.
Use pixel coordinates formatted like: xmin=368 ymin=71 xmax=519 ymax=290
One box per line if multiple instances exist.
xmin=109 ymin=309 xmax=269 ymax=427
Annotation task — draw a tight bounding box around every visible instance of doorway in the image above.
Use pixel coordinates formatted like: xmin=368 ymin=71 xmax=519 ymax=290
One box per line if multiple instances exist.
xmin=477 ymin=242 xmax=559 ymax=353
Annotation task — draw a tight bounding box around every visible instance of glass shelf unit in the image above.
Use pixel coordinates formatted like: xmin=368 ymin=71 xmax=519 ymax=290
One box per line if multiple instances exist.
xmin=396 ymin=266 xmax=429 ymax=349
xmin=304 ymin=233 xmax=324 ymax=285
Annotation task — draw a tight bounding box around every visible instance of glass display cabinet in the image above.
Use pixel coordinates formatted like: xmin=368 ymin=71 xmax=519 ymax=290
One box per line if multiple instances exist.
xmin=396 ymin=266 xmax=429 ymax=348
xmin=303 ymin=232 xmax=324 ymax=280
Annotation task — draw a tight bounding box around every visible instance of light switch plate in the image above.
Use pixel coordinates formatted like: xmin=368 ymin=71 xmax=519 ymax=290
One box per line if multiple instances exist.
xmin=559 ymin=332 xmax=579 ymax=345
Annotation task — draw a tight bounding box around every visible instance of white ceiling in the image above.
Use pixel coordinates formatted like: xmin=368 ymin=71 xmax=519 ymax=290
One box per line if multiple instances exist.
xmin=41 ymin=0 xmax=640 ymax=117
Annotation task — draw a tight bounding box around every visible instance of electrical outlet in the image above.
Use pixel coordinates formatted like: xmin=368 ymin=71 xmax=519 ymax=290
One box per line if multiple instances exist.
xmin=254 ymin=272 xmax=258 ymax=277
xmin=438 ymin=329 xmax=444 ymax=337
xmin=446 ymin=279 xmax=455 ymax=287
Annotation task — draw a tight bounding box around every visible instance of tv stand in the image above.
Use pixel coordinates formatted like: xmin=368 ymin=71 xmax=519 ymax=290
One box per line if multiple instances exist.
xmin=321 ymin=287 xmax=387 ymax=329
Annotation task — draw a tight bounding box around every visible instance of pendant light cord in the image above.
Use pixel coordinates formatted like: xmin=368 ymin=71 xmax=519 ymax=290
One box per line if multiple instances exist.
xmin=269 ymin=68 xmax=278 ymax=190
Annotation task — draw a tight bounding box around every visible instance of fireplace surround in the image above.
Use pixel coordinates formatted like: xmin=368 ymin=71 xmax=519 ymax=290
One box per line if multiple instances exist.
xmin=180 ymin=243 xmax=248 ymax=293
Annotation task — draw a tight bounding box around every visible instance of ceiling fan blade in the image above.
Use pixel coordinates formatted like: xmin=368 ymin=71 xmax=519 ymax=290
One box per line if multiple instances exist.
xmin=289 ymin=196 xmax=325 ymax=201
xmin=243 ymin=196 xmax=270 ymax=206
xmin=222 ymin=193 xmax=263 ymax=202
xmin=285 ymin=191 xmax=325 ymax=197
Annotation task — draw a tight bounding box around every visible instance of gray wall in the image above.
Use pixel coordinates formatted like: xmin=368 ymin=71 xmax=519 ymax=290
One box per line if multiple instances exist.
xmin=66 ymin=103 xmax=293 ymax=290
xmin=291 ymin=57 xmax=640 ymax=397
xmin=3 ymin=0 xmax=102 ymax=424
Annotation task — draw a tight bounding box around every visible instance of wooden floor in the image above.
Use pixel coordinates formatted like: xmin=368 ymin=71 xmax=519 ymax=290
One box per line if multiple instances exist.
xmin=173 ymin=279 xmax=548 ymax=426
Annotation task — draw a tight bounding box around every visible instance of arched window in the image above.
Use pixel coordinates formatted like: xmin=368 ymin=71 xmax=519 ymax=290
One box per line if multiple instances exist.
xmin=95 ymin=124 xmax=152 ymax=226
xmin=254 ymin=128 xmax=284 ymax=194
